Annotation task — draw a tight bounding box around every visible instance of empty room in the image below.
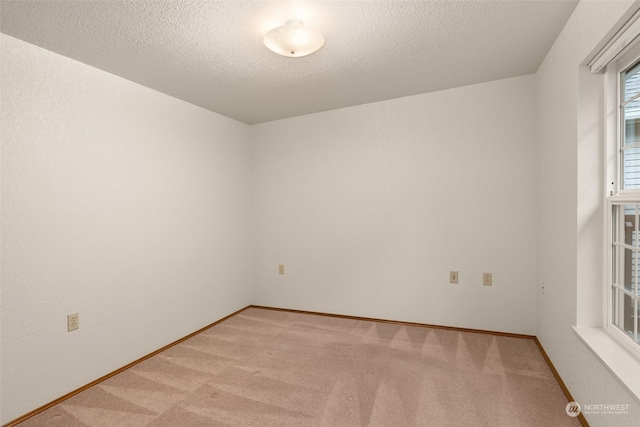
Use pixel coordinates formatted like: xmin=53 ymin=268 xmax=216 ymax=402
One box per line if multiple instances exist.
xmin=2 ymin=0 xmax=640 ymax=426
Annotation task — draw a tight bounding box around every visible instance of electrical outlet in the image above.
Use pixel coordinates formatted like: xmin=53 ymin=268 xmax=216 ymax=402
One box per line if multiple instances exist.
xmin=483 ymin=273 xmax=492 ymax=286
xmin=67 ymin=313 xmax=79 ymax=331
xmin=278 ymin=264 xmax=285 ymax=274
xmin=449 ymin=271 xmax=458 ymax=284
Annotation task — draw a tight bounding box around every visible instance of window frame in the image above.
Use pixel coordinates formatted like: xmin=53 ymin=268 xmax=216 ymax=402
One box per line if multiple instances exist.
xmin=604 ymin=41 xmax=640 ymax=360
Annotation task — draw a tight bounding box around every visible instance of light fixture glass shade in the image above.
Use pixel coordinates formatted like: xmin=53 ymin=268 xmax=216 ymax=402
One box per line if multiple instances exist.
xmin=263 ymin=20 xmax=324 ymax=58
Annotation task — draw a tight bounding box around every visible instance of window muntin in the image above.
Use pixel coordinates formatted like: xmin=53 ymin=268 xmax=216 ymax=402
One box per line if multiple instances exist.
xmin=611 ymin=203 xmax=640 ymax=345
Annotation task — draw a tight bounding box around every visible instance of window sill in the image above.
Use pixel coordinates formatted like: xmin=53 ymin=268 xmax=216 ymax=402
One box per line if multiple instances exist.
xmin=572 ymin=326 xmax=640 ymax=403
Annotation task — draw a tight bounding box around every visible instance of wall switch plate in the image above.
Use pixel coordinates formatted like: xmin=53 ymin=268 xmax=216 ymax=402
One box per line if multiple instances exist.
xmin=278 ymin=264 xmax=285 ymax=274
xmin=449 ymin=271 xmax=458 ymax=284
xmin=483 ymin=273 xmax=492 ymax=286
xmin=68 ymin=313 xmax=79 ymax=331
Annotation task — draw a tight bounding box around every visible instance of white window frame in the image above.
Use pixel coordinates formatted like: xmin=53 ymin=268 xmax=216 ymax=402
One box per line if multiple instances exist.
xmin=574 ymin=7 xmax=640 ymax=402
xmin=604 ymin=40 xmax=640 ymax=360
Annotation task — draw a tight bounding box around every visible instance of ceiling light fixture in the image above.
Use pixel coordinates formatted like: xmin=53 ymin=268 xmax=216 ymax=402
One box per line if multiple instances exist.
xmin=263 ymin=19 xmax=324 ymax=58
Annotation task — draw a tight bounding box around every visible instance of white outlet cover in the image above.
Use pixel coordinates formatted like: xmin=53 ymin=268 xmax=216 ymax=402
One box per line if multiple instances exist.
xmin=483 ymin=273 xmax=492 ymax=286
xmin=67 ymin=313 xmax=79 ymax=331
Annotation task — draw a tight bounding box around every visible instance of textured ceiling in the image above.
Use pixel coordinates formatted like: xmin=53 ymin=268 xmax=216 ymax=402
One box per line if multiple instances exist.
xmin=1 ymin=1 xmax=578 ymax=124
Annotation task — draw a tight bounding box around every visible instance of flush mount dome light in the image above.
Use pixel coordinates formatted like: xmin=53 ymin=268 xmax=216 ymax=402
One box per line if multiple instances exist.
xmin=263 ymin=19 xmax=324 ymax=58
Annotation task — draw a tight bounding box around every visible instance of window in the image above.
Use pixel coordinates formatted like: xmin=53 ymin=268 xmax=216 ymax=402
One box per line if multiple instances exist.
xmin=607 ymin=46 xmax=640 ymax=353
xmin=574 ymin=7 xmax=640 ymax=400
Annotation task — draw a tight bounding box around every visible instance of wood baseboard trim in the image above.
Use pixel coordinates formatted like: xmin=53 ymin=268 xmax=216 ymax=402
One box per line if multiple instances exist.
xmin=534 ymin=337 xmax=590 ymax=427
xmin=6 ymin=305 xmax=586 ymax=427
xmin=249 ymin=305 xmax=536 ymax=340
xmin=3 ymin=305 xmax=251 ymax=427
xmin=254 ymin=305 xmax=588 ymax=425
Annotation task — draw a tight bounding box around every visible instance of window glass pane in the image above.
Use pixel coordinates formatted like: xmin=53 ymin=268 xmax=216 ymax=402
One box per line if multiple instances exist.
xmin=623 ymin=61 xmax=640 ymax=104
xmin=623 ymin=146 xmax=640 ymax=189
xmin=636 ymin=299 xmax=640 ymax=344
xmin=613 ymin=244 xmax=619 ymax=285
xmin=612 ymin=288 xmax=635 ymax=338
xmin=622 ymin=248 xmax=636 ymax=292
xmin=622 ymin=61 xmax=640 ymax=189
xmin=612 ymin=287 xmax=620 ymax=326
xmin=625 ymin=118 xmax=640 ymax=146
xmin=622 ymin=205 xmax=637 ymax=246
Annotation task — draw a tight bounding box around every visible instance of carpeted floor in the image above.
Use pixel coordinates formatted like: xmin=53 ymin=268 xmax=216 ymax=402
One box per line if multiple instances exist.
xmin=18 ymin=307 xmax=579 ymax=426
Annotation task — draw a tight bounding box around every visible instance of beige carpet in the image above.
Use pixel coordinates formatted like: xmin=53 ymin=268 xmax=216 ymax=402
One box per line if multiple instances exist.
xmin=18 ymin=307 xmax=579 ymax=426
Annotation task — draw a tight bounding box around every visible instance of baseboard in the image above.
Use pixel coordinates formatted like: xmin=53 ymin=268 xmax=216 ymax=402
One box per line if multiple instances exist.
xmin=5 ymin=304 xmax=586 ymax=427
xmin=249 ymin=304 xmax=536 ymax=339
xmin=3 ymin=305 xmax=251 ymax=427
xmin=534 ymin=337 xmax=590 ymax=427
xmin=252 ymin=305 xmax=588 ymax=426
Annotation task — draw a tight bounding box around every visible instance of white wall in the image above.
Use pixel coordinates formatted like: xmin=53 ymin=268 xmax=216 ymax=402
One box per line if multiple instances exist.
xmin=537 ymin=1 xmax=640 ymax=426
xmin=7 ymin=2 xmax=640 ymax=424
xmin=0 ymin=34 xmax=252 ymax=423
xmin=251 ymin=75 xmax=538 ymax=335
